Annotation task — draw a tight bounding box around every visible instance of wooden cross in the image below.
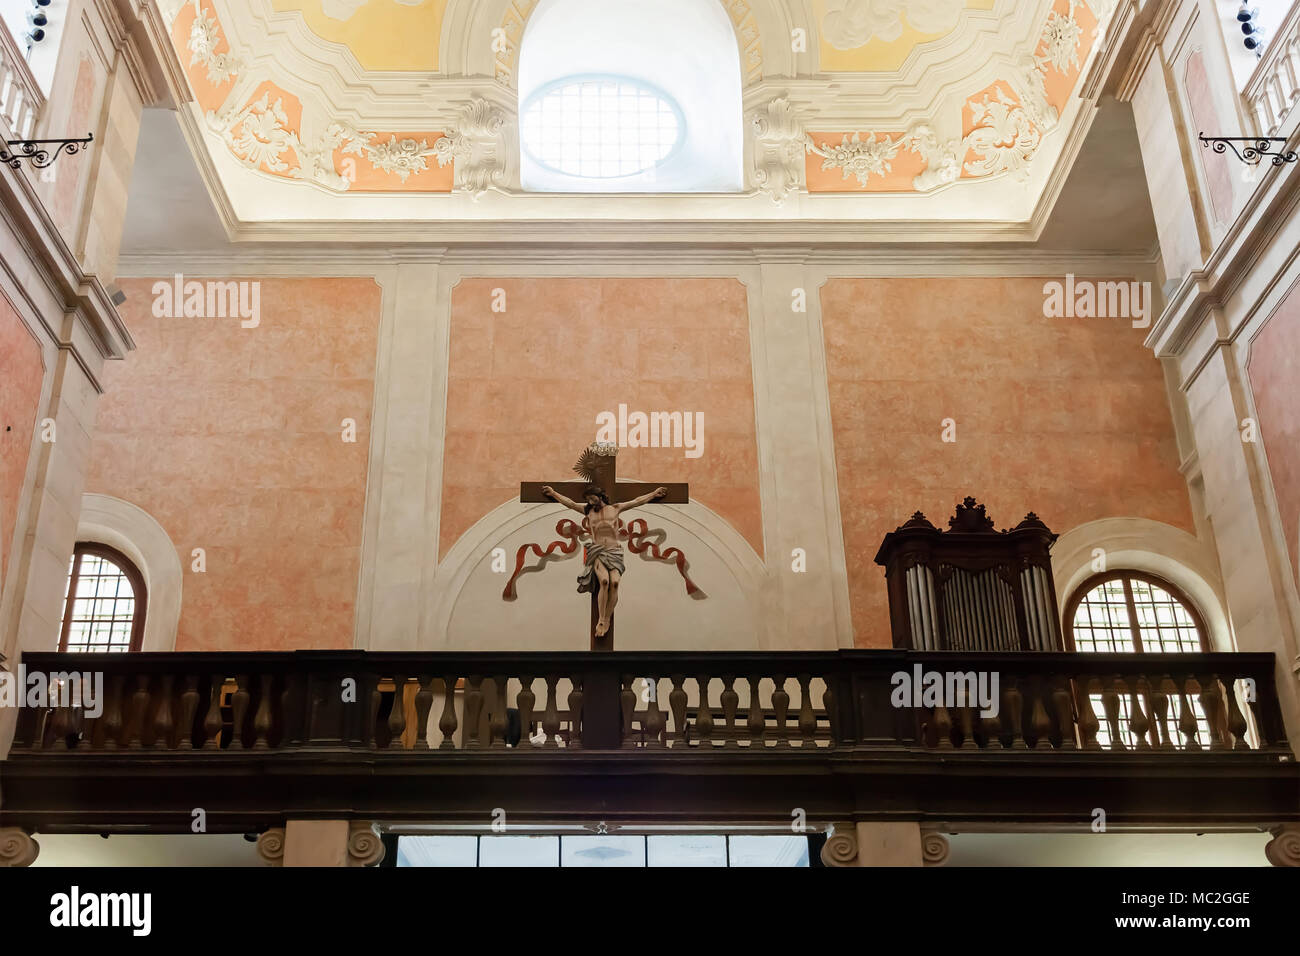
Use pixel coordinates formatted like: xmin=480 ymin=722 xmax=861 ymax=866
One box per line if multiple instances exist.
xmin=520 ymin=447 xmax=688 ymax=650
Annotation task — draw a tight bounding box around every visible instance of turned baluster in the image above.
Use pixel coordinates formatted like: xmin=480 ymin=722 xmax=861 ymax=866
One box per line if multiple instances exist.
xmin=387 ymin=674 xmax=408 ymax=750
xmin=541 ymin=675 xmax=560 ymax=749
xmin=153 ymin=674 xmax=176 ymax=750
xmin=127 ymin=675 xmax=152 ymax=750
xmin=1176 ymin=674 xmax=1200 ymax=751
xmin=1223 ymin=676 xmax=1250 ymax=750
xmin=771 ymin=674 xmax=790 ymax=748
xmin=720 ymin=675 xmax=739 ymax=748
xmin=1197 ymin=673 xmax=1228 ymax=751
xmin=823 ymin=678 xmax=836 ymax=742
xmin=1077 ymin=676 xmax=1101 ymax=750
xmin=619 ymin=675 xmax=638 ymax=748
xmin=566 ymin=674 xmax=584 ymax=749
xmin=796 ymin=674 xmax=815 ymax=748
xmin=1100 ymin=675 xmax=1124 ymax=751
xmin=201 ymin=675 xmax=224 ymax=750
xmin=438 ymin=676 xmax=459 ymax=749
xmin=668 ymin=674 xmax=687 ymax=747
xmin=413 ymin=675 xmax=435 ymax=750
xmin=957 ymin=702 xmax=977 ymax=750
xmin=931 ymin=702 xmax=953 ymax=749
xmin=1149 ymin=675 xmax=1172 ymax=749
xmin=695 ymin=675 xmax=715 ymax=748
xmin=177 ymin=675 xmax=200 ymax=750
xmin=1003 ymin=677 xmax=1026 ymax=749
xmin=100 ymin=674 xmax=125 ymax=751
xmin=538 ymin=676 xmax=559 ymax=749
xmin=1125 ymin=676 xmax=1151 ymax=751
xmin=465 ymin=676 xmax=484 ymax=749
xmin=644 ymin=678 xmax=665 ymax=749
xmin=1028 ymin=678 xmax=1052 ymax=750
xmin=745 ymin=675 xmax=765 ymax=748
xmin=251 ymin=674 xmax=274 ymax=750
xmin=516 ymin=675 xmax=536 ymax=748
xmin=980 ymin=701 xmax=1002 ymax=750
xmin=489 ymin=676 xmax=509 ymax=749
xmin=49 ymin=680 xmax=71 ymax=750
xmin=1051 ymin=675 xmax=1076 ymax=750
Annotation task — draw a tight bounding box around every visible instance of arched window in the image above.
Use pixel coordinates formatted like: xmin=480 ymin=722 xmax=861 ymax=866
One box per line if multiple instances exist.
xmin=517 ymin=0 xmax=743 ymax=192
xmin=1065 ymin=571 xmax=1209 ymax=653
xmin=1066 ymin=571 xmax=1210 ymax=749
xmin=59 ymin=543 xmax=146 ymax=653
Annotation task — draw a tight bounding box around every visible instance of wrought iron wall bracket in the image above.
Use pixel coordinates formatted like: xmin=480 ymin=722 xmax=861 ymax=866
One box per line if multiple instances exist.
xmin=0 ymin=133 xmax=94 ymax=170
xmin=1199 ymin=132 xmax=1297 ymax=166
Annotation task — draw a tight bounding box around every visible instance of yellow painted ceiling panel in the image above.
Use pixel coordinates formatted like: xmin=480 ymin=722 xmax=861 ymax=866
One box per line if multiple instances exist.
xmin=270 ymin=0 xmax=448 ymax=72
xmin=816 ymin=0 xmax=997 ymax=73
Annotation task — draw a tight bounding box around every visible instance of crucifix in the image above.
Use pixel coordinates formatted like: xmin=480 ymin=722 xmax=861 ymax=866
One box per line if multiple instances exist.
xmin=519 ymin=442 xmax=689 ymax=650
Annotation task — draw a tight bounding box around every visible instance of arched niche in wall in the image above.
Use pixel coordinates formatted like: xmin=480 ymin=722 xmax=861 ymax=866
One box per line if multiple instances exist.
xmin=1052 ymin=516 xmax=1232 ymax=651
xmin=76 ymin=494 xmax=183 ymax=652
xmin=427 ymin=489 xmax=772 ymax=651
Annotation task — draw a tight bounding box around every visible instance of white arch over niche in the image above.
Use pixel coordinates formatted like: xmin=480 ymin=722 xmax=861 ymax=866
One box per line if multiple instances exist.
xmin=76 ymin=494 xmax=183 ymax=652
xmin=440 ymin=0 xmax=803 ymax=81
xmin=1052 ymin=517 xmax=1233 ymax=651
xmin=421 ymin=485 xmax=776 ymax=651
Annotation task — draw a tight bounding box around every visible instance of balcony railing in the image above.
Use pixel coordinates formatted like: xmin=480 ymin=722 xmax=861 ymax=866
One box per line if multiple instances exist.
xmin=0 ymin=26 xmax=42 ymax=141
xmin=1244 ymin=0 xmax=1300 ymax=137
xmin=6 ymin=650 xmax=1290 ymax=755
xmin=3 ymin=649 xmax=1296 ymax=833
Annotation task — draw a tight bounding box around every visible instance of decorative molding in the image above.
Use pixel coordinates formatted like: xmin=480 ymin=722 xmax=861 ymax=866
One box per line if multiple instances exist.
xmin=187 ymin=5 xmax=242 ymax=86
xmin=906 ymin=121 xmax=961 ymax=191
xmin=0 ymin=828 xmax=39 ymax=867
xmin=807 ymin=130 xmax=903 ymax=187
xmin=256 ymin=827 xmax=285 ymax=866
xmin=347 ymin=821 xmax=386 ymax=866
xmin=77 ymin=494 xmax=184 ymax=653
xmin=820 ymin=822 xmax=859 ymax=866
xmin=433 ymin=97 xmax=508 ymax=199
xmin=921 ymin=829 xmax=951 ymax=865
xmin=1265 ymin=824 xmax=1300 ymax=867
xmin=751 ymin=96 xmax=806 ymax=203
xmin=963 ymin=86 xmax=1041 ymax=182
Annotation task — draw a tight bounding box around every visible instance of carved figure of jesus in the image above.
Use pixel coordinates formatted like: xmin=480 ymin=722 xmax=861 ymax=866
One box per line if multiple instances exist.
xmin=540 ymin=483 xmax=668 ymax=637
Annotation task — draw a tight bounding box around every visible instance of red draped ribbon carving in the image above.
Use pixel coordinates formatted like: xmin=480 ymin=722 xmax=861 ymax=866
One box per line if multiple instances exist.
xmin=501 ymin=519 xmax=584 ymax=600
xmin=621 ymin=518 xmax=701 ymax=596
xmin=501 ymin=516 xmax=703 ymax=600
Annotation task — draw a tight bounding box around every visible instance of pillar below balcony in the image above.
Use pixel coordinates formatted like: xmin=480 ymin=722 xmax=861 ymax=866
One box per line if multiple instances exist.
xmin=259 ymin=821 xmax=386 ymax=867
xmin=821 ymin=821 xmax=924 ymax=866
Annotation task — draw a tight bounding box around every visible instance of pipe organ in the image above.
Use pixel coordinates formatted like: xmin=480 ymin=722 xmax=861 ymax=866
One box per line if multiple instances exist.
xmin=874 ymin=497 xmax=1063 ymax=652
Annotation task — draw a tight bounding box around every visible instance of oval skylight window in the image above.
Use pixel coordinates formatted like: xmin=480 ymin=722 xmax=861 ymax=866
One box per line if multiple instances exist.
xmin=520 ymin=77 xmax=684 ymax=180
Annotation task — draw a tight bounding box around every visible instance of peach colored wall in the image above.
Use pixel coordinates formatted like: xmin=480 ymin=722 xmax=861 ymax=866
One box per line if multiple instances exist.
xmin=86 ymin=277 xmax=381 ymax=650
xmin=1248 ymin=282 xmax=1300 ymax=583
xmin=441 ymin=278 xmax=763 ymax=559
xmin=1184 ymin=50 xmax=1233 ymax=227
xmin=0 ymin=295 xmax=44 ymax=585
xmin=821 ymin=277 xmax=1193 ymax=646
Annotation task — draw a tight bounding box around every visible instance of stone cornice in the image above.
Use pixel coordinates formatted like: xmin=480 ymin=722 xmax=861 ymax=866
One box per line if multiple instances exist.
xmin=0 ymin=166 xmax=135 ymax=378
xmin=117 ymin=245 xmax=1161 ymax=275
xmin=1145 ymin=127 xmax=1300 ymax=369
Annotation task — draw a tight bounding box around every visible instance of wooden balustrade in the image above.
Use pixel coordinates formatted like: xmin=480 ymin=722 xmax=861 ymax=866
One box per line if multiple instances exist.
xmin=7 ymin=650 xmax=1290 ymax=758
xmin=1244 ymin=1 xmax=1300 ymax=137
xmin=0 ymin=26 xmax=42 ymax=141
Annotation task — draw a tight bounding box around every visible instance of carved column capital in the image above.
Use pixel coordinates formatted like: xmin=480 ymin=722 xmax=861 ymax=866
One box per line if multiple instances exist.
xmin=819 ymin=822 xmax=859 ymax=867
xmin=1265 ymin=824 xmax=1300 ymax=867
xmin=750 ymin=96 xmax=806 ymax=205
xmin=0 ymin=828 xmax=40 ymax=867
xmin=921 ymin=830 xmax=950 ymax=866
xmin=347 ymin=821 xmax=386 ymax=867
xmin=434 ymin=97 xmax=511 ymax=200
xmin=256 ymin=827 xmax=285 ymax=867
